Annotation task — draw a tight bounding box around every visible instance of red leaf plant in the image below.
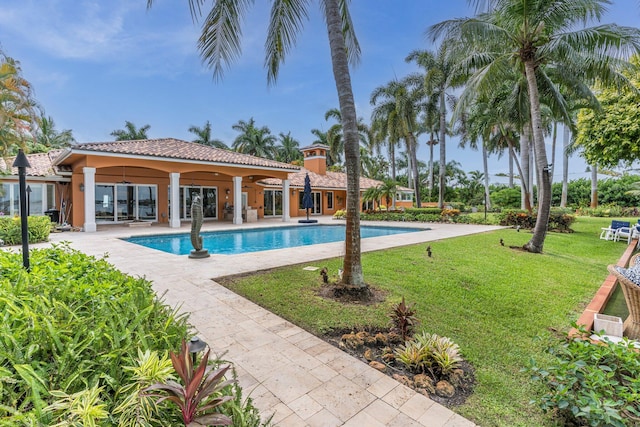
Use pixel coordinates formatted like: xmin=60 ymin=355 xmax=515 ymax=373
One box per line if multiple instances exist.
xmin=144 ymin=340 xmax=235 ymax=426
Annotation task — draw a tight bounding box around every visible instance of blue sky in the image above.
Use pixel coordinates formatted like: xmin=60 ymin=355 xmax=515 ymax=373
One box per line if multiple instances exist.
xmin=1 ymin=1 xmax=638 ymax=184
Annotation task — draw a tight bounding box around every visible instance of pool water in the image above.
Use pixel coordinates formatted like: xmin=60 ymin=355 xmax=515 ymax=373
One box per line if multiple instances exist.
xmin=125 ymin=224 xmax=427 ymax=256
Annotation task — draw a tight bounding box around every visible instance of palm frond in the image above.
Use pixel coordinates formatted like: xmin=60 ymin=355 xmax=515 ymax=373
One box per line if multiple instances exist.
xmin=198 ymin=0 xmax=253 ymax=82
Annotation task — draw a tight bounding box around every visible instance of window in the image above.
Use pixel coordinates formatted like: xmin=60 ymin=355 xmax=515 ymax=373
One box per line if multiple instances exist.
xmin=396 ymin=192 xmax=413 ymax=201
xmin=327 ymin=192 xmax=334 ymax=210
xmin=0 ymin=182 xmax=55 ymax=217
xmin=96 ymin=184 xmax=157 ymax=222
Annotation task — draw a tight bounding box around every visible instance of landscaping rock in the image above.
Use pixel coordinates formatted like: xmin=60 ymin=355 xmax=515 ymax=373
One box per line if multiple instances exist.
xmin=369 ymin=361 xmax=386 ymax=372
xmin=448 ymin=369 xmax=465 ymax=387
xmin=435 ymin=380 xmax=455 ymax=398
xmin=393 ymin=374 xmax=414 ymax=388
xmin=414 ymin=374 xmax=435 ymax=393
xmin=340 ymin=333 xmax=364 ymax=349
xmin=364 ymin=348 xmax=375 ymax=361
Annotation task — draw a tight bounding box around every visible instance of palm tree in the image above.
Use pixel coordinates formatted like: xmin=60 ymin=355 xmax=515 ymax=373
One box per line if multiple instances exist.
xmin=370 ymin=76 xmax=424 ymax=207
xmin=110 ymin=121 xmax=150 ymax=141
xmin=146 ymin=0 xmax=365 ymax=288
xmin=0 ymin=51 xmax=37 ymax=159
xmin=275 ymin=132 xmax=302 ymax=163
xmin=29 ymin=114 xmax=75 ymax=153
xmin=431 ymin=0 xmax=640 ymax=253
xmin=231 ymin=118 xmax=276 ymax=159
xmin=406 ymin=44 xmax=464 ymax=209
xmin=188 ymin=120 xmax=227 ymax=148
xmin=377 ymin=179 xmax=399 ymax=213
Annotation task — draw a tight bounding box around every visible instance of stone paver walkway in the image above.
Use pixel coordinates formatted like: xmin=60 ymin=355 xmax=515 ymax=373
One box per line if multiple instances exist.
xmin=36 ymin=217 xmax=501 ymax=426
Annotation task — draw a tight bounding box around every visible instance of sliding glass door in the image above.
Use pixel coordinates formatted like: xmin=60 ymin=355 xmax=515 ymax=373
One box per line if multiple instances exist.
xmin=95 ymin=184 xmax=157 ymax=223
xmin=263 ymin=189 xmax=283 ymax=217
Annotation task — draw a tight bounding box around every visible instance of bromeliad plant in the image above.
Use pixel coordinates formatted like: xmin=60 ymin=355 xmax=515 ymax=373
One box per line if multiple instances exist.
xmin=144 ymin=340 xmax=235 ymax=427
xmin=390 ymin=297 xmax=419 ymax=340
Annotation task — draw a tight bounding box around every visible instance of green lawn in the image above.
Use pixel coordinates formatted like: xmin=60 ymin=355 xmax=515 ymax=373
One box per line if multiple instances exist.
xmin=219 ymin=216 xmax=633 ymax=427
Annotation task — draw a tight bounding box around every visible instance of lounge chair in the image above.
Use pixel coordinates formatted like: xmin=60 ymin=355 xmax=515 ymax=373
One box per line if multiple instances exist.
xmin=614 ymin=221 xmax=640 ymax=244
xmin=600 ymin=220 xmax=630 ymax=241
xmin=607 ymin=254 xmax=640 ymax=339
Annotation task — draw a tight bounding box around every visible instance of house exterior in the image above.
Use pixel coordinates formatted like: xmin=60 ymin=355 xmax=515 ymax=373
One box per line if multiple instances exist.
xmin=0 ymin=139 xmax=414 ymax=231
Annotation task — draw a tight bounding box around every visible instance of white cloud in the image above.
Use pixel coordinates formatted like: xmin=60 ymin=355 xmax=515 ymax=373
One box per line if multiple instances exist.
xmin=0 ymin=0 xmax=199 ymax=70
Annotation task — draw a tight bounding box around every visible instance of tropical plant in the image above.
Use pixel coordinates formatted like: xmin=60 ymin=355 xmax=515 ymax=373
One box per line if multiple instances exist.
xmin=111 ymin=121 xmax=151 ymax=141
xmin=415 ymin=332 xmax=463 ymax=375
xmin=231 ymin=118 xmax=276 ymax=159
xmin=378 ymin=179 xmax=399 ymax=213
xmin=0 ymin=50 xmax=38 ymax=159
xmin=394 ymin=340 xmax=430 ymax=373
xmin=370 ymin=76 xmax=424 ymax=206
xmin=362 ymin=186 xmax=382 ymax=211
xmin=144 ymin=340 xmax=234 ymax=426
xmin=113 ymin=348 xmax=175 ymax=426
xmin=26 ymin=114 xmax=75 ymax=154
xmin=145 ymin=0 xmax=367 ymax=288
xmin=407 ymin=43 xmax=464 ymax=209
xmin=275 ymin=131 xmax=302 ymax=163
xmin=188 ymin=120 xmax=227 ymax=149
xmin=528 ymin=329 xmax=640 ymax=427
xmin=44 ymin=385 xmax=109 ymax=427
xmin=431 ymin=0 xmax=640 ymax=253
xmin=389 ymin=297 xmax=419 ymax=341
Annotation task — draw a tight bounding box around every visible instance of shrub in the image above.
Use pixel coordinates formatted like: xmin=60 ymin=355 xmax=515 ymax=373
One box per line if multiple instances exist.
xmin=0 ymin=215 xmax=51 ymax=245
xmin=406 ymin=207 xmax=443 ymax=215
xmin=0 ymin=244 xmax=269 ymax=426
xmin=332 ymin=209 xmax=346 ymax=219
xmin=497 ymin=209 xmax=575 ymax=232
xmin=528 ymin=331 xmax=640 ymax=427
xmin=389 ymin=297 xmax=419 ymax=340
xmin=394 ymin=331 xmax=463 ymax=375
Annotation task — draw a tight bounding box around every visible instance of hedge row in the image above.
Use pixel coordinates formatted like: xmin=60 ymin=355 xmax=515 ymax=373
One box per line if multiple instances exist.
xmin=0 ymin=215 xmax=51 ymax=245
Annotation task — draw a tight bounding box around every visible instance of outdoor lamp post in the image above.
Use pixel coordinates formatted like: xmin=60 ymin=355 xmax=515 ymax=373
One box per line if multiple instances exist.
xmin=12 ymin=149 xmax=31 ymax=271
xmin=188 ymin=336 xmax=207 ymax=366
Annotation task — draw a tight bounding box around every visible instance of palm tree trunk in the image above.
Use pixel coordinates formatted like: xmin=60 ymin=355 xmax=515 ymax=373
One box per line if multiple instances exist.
xmin=428 ymin=134 xmax=435 ymax=201
xmin=506 ymin=136 xmax=532 ymax=212
xmin=521 ymin=126 xmax=530 ymax=210
xmin=438 ymin=91 xmax=446 ymax=209
xmin=324 ymin=0 xmax=364 ymax=287
xmin=482 ymin=139 xmax=491 ymax=210
xmin=560 ymin=124 xmax=570 ymax=208
xmin=550 ymin=122 xmax=557 ymax=185
xmin=389 ymin=141 xmax=396 ymax=182
xmin=523 ymin=61 xmax=552 ymax=254
xmin=409 ymin=134 xmax=421 ymax=208
xmin=508 ymin=149 xmax=514 ymax=189
xmin=590 ymin=164 xmax=598 ymax=208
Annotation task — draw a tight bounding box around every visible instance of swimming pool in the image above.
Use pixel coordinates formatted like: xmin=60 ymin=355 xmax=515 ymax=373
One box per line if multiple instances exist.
xmin=124 ymin=224 xmax=428 ymax=256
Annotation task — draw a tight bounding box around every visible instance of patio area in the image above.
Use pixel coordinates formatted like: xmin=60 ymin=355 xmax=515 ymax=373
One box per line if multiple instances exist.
xmin=36 ymin=217 xmax=502 ymax=426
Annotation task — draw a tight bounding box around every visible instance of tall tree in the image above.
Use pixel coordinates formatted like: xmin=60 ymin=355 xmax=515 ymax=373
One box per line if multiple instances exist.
xmin=0 ymin=50 xmax=37 ymax=159
xmin=188 ymin=120 xmax=227 ymax=148
xmin=370 ymin=76 xmax=424 ymax=207
xmin=431 ymin=0 xmax=640 ymax=253
xmin=26 ymin=114 xmax=76 ymax=154
xmin=275 ymin=132 xmax=303 ymax=163
xmin=110 ymin=121 xmax=150 ymax=141
xmin=231 ymin=118 xmax=276 ymax=159
xmin=406 ymin=45 xmax=463 ymax=209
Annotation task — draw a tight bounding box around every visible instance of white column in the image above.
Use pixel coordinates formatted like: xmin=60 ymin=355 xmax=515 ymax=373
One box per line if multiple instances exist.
xmin=282 ymin=179 xmax=290 ymax=222
xmin=83 ymin=167 xmax=96 ymax=232
xmin=169 ymin=173 xmax=181 ymax=228
xmin=233 ymin=176 xmax=243 ymax=224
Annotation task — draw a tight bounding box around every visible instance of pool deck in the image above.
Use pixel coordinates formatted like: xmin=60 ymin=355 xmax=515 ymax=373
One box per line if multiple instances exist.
xmin=35 ymin=217 xmax=502 ymax=426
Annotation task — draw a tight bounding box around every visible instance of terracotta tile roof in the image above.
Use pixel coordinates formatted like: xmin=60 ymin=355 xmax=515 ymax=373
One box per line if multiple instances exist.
xmin=259 ymin=168 xmax=413 ymax=192
xmin=65 ymin=138 xmax=298 ymax=171
xmin=1 ymin=150 xmax=68 ymax=177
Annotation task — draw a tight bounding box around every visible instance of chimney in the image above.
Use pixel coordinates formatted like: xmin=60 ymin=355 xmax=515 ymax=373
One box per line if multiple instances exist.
xmin=300 ymin=144 xmax=329 ymax=175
